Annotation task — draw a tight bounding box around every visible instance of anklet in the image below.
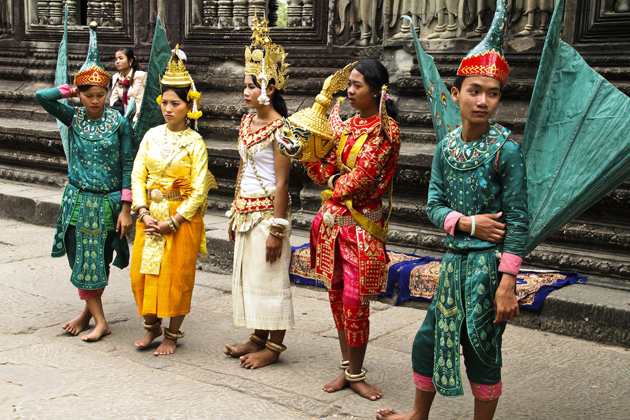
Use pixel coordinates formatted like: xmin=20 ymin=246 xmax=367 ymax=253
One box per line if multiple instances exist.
xmin=142 ymin=318 xmax=162 ymax=331
xmin=265 ymin=341 xmax=287 ymax=353
xmin=344 ymin=368 xmax=367 ymax=383
xmin=163 ymin=327 xmax=185 ymax=340
xmin=340 ymin=360 xmax=350 ymax=370
xmin=250 ymin=333 xmax=267 ymax=346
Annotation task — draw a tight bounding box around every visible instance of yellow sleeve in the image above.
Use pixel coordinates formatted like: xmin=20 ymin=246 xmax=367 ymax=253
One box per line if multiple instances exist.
xmin=176 ymin=135 xmax=209 ymax=221
xmin=131 ymin=133 xmax=150 ymax=211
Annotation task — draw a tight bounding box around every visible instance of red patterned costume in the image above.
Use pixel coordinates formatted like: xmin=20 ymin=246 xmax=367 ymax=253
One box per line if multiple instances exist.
xmin=304 ymin=102 xmax=401 ymax=347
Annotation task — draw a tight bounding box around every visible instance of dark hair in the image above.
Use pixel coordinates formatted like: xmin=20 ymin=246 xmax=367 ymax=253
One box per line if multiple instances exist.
xmin=161 ymin=86 xmax=192 ymax=103
xmin=352 ymin=59 xmax=398 ymax=120
xmin=453 ymin=75 xmax=466 ymax=92
xmin=117 ymin=47 xmax=140 ymax=81
xmin=77 ymin=85 xmax=108 ymax=92
xmin=250 ymin=75 xmax=289 ymax=118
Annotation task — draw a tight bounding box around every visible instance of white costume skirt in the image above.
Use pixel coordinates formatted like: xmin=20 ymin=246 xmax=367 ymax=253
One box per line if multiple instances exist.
xmin=232 ymin=217 xmax=295 ymax=330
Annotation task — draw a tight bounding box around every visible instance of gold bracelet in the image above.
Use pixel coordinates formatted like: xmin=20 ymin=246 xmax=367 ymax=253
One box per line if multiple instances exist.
xmin=163 ymin=327 xmax=185 ymax=340
xmin=142 ymin=318 xmax=162 ymax=331
xmin=250 ymin=333 xmax=267 ymax=346
xmin=167 ymin=219 xmax=177 ymax=232
xmin=170 ymin=215 xmax=180 ymax=230
xmin=344 ymin=368 xmax=367 ymax=382
xmin=265 ymin=341 xmax=287 ymax=353
xmin=269 ymin=230 xmax=285 ymax=239
xmin=139 ymin=211 xmax=151 ymax=222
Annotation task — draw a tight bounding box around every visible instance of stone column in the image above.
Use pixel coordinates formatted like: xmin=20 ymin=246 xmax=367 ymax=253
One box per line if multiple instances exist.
xmin=217 ymin=0 xmax=233 ymax=28
xmin=64 ymin=0 xmax=77 ymax=25
xmin=204 ymin=0 xmax=218 ymax=26
xmin=37 ymin=0 xmax=49 ymax=24
xmin=87 ymin=0 xmax=102 ymax=24
xmin=287 ymin=0 xmax=302 ymax=27
xmin=49 ymin=0 xmax=64 ymax=24
xmin=0 ymin=0 xmax=13 ymax=36
xmin=302 ymin=0 xmax=313 ymax=27
xmin=268 ymin=0 xmax=278 ymax=26
xmin=248 ymin=0 xmax=266 ymax=25
xmin=114 ymin=0 xmax=122 ymax=26
xmin=233 ymin=0 xmax=248 ymax=28
xmin=101 ymin=0 xmax=114 ymax=26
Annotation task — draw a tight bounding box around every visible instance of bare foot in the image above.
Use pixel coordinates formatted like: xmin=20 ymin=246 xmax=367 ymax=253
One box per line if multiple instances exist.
xmin=322 ymin=372 xmax=348 ymax=393
xmin=62 ymin=312 xmax=92 ymax=336
xmin=154 ymin=337 xmax=177 ymax=356
xmin=134 ymin=328 xmax=163 ymax=348
xmin=81 ymin=322 xmax=111 ymax=342
xmin=239 ymin=348 xmax=280 ymax=369
xmin=350 ymin=380 xmax=382 ymax=401
xmin=224 ymin=340 xmax=264 ymax=358
xmin=375 ymin=408 xmax=414 ymax=419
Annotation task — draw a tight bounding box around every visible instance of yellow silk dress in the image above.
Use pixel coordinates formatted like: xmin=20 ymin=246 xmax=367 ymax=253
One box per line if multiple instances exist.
xmin=130 ymin=124 xmax=214 ymax=318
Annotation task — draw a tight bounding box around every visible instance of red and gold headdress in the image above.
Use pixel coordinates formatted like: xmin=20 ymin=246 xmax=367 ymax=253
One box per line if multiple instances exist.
xmin=244 ymin=12 xmax=289 ymax=105
xmin=73 ymin=22 xmax=110 ymax=88
xmin=457 ymin=0 xmax=510 ymax=84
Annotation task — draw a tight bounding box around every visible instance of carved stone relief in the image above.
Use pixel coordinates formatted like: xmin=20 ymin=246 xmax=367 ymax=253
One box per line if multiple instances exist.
xmin=0 ymin=0 xmax=13 ymax=38
xmin=27 ymin=0 xmax=124 ymax=27
xmin=197 ymin=0 xmax=311 ymax=29
xmin=337 ymin=0 xmax=383 ymax=45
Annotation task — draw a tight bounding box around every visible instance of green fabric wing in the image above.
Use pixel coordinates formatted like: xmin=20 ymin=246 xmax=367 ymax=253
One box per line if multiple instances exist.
xmin=522 ymin=0 xmax=630 ymax=254
xmin=405 ymin=16 xmax=461 ymax=141
xmin=54 ymin=5 xmax=69 ymax=158
xmin=133 ymin=16 xmax=171 ymax=148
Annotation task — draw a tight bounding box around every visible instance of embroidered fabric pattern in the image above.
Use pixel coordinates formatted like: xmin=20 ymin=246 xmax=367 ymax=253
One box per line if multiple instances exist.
xmin=442 ymin=123 xmax=511 ymax=170
xmin=72 ymin=107 xmax=122 ymax=141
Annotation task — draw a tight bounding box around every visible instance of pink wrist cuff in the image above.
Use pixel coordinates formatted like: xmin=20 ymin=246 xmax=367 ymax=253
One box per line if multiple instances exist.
xmin=57 ymin=84 xmax=74 ymax=99
xmin=470 ymin=380 xmax=502 ymax=401
xmin=498 ymin=252 xmax=522 ymax=276
xmin=413 ymin=372 xmax=436 ymax=392
xmin=121 ymin=189 xmax=132 ymax=202
xmin=444 ymin=211 xmax=464 ymax=236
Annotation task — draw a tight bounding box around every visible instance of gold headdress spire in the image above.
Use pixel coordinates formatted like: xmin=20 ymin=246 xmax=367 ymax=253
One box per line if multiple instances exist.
xmin=158 ymin=45 xmax=202 ymax=123
xmin=244 ymin=12 xmax=289 ymax=105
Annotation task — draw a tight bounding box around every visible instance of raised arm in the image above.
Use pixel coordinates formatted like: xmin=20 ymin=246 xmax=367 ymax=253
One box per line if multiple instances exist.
xmin=35 ymin=85 xmax=76 ymax=127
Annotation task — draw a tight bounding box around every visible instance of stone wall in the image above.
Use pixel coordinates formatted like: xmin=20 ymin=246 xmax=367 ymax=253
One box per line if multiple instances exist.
xmin=0 ymin=0 xmax=629 ymax=281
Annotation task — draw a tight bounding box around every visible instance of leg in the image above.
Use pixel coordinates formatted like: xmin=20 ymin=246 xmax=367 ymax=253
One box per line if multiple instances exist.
xmin=239 ymin=329 xmax=286 ymax=369
xmin=344 ymin=302 xmax=381 ymax=400
xmin=62 ymin=298 xmax=92 ymax=335
xmin=225 ymin=329 xmax=268 ymax=358
xmin=134 ymin=315 xmax=163 ymax=348
xmin=155 ymin=314 xmax=185 ymax=355
xmin=322 ymin=287 xmax=350 ymax=393
xmin=62 ymin=225 xmax=93 ymax=336
xmin=81 ymin=292 xmax=111 ymax=342
xmin=376 ymin=387 xmax=436 ymax=420
xmin=474 ymin=398 xmax=499 ymax=420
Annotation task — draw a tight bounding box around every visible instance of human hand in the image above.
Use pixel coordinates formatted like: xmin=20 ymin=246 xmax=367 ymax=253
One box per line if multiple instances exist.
xmin=265 ymin=232 xmax=283 ymax=264
xmin=228 ymin=224 xmax=235 ymax=244
xmin=143 ymin=217 xmax=171 ymax=237
xmin=473 ymin=212 xmax=506 ymax=243
xmin=494 ymin=273 xmax=520 ymax=323
xmin=116 ymin=211 xmax=132 ymax=239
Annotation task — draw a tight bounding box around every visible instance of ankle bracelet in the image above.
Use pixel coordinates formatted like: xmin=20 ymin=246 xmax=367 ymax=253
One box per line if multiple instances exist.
xmin=142 ymin=318 xmax=162 ymax=331
xmin=340 ymin=360 xmax=350 ymax=370
xmin=265 ymin=341 xmax=287 ymax=353
xmin=250 ymin=333 xmax=267 ymax=346
xmin=344 ymin=368 xmax=367 ymax=383
xmin=163 ymin=327 xmax=185 ymax=340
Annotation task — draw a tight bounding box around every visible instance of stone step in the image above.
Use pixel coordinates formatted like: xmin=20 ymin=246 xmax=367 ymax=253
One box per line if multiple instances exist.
xmin=1 ymin=177 xmax=628 ymax=348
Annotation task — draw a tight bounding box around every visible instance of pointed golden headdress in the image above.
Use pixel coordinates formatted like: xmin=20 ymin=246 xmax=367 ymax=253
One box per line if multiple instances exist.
xmin=245 ymin=13 xmax=289 ymax=105
xmin=276 ymin=62 xmax=357 ymax=162
xmin=158 ymin=45 xmax=202 ymax=121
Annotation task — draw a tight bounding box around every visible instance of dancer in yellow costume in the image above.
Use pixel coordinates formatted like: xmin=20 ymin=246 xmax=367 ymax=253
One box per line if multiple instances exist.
xmin=130 ymin=47 xmax=216 ymax=356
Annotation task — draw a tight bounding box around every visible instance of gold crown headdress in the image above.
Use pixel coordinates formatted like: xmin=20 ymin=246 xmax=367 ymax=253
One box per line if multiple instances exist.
xmin=157 ymin=45 xmax=202 ymax=124
xmin=244 ymin=13 xmax=289 ymax=105
xmin=276 ymin=62 xmax=356 ymax=162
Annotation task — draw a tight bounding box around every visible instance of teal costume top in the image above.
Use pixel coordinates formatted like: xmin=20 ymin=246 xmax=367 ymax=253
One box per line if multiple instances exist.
xmin=425 ymin=122 xmax=529 ymax=397
xmin=35 ymin=87 xmax=135 ymax=290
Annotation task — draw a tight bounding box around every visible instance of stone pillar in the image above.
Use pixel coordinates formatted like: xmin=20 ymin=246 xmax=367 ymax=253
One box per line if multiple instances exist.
xmin=302 ymin=0 xmax=313 ymax=27
xmin=217 ymin=0 xmax=233 ymax=28
xmin=64 ymin=0 xmax=77 ymax=25
xmin=114 ymin=0 xmax=122 ymax=26
xmin=286 ymin=0 xmax=302 ymax=27
xmin=248 ymin=0 xmax=266 ymax=25
xmin=0 ymin=0 xmax=13 ymax=36
xmin=268 ymin=0 xmax=278 ymax=26
xmin=233 ymin=0 xmax=248 ymax=28
xmin=101 ymin=0 xmax=114 ymax=26
xmin=49 ymin=0 xmax=64 ymax=24
xmin=87 ymin=0 xmax=102 ymax=24
xmin=204 ymin=0 xmax=218 ymax=26
xmin=37 ymin=0 xmax=49 ymax=25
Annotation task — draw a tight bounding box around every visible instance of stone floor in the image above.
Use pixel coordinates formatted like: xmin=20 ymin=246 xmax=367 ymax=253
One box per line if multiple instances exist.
xmin=1 ymin=220 xmax=630 ymax=419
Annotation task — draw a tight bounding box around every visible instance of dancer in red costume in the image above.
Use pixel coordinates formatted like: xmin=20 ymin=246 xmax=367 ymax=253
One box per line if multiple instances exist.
xmin=304 ymin=59 xmax=401 ymax=400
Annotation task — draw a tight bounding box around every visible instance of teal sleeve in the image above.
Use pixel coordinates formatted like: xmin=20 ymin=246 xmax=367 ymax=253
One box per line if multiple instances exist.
xmin=497 ymin=141 xmax=529 ymax=257
xmin=35 ymin=87 xmax=75 ymax=126
xmin=119 ymin=118 xmax=135 ymax=191
xmin=427 ymin=141 xmax=457 ymax=230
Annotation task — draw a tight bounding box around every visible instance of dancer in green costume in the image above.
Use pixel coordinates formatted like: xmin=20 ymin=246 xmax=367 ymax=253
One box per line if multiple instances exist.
xmin=377 ymin=1 xmax=526 ymax=418
xmin=35 ymin=22 xmax=134 ymax=342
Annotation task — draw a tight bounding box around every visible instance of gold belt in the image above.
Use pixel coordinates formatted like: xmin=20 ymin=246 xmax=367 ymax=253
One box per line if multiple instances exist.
xmin=323 ymin=208 xmax=382 ymax=228
xmin=148 ymin=189 xmax=183 ymax=203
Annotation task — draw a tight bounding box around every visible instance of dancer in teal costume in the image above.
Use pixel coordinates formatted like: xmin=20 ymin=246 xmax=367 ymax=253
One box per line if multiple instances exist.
xmin=35 ymin=22 xmax=134 ymax=342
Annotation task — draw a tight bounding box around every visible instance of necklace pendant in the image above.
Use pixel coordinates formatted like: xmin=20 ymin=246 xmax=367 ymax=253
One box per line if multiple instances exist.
xmin=150 ymin=189 xmax=164 ymax=203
